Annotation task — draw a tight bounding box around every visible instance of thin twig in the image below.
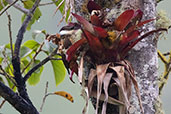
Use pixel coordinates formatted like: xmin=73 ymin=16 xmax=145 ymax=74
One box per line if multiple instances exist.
xmin=159 ymin=50 xmax=171 ymax=94
xmin=2 ymin=49 xmax=13 ymax=75
xmin=39 ymin=0 xmax=59 ymax=6
xmin=0 ymin=99 xmax=6 ymax=109
xmin=158 ymin=50 xmax=167 ymax=64
xmin=0 ymin=65 xmax=17 ymax=86
xmin=49 ymin=58 xmax=62 ymax=61
xmin=40 ymin=81 xmax=49 ymax=112
xmin=163 ymin=52 xmax=170 ymax=56
xmin=0 ymin=0 xmax=19 ymax=16
xmin=7 ymin=14 xmax=14 ymax=57
xmin=22 ymin=42 xmax=44 ymax=74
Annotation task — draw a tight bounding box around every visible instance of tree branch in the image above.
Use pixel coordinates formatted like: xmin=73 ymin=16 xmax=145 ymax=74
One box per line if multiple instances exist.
xmin=0 ymin=0 xmax=19 ymax=16
xmin=0 ymin=81 xmax=39 ymax=114
xmin=5 ymin=0 xmax=29 ymax=14
xmin=23 ymin=48 xmax=60 ymax=82
xmin=12 ymin=0 xmax=41 ymax=107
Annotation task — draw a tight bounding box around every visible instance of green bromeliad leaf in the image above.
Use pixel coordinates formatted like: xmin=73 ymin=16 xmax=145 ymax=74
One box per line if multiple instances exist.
xmin=28 ymin=59 xmax=44 ymax=85
xmin=50 ymin=55 xmax=66 ymax=86
xmin=22 ymin=0 xmax=42 ymax=30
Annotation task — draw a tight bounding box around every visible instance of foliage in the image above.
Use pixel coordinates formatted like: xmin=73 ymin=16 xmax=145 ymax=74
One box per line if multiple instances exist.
xmin=22 ymin=0 xmax=42 ymax=30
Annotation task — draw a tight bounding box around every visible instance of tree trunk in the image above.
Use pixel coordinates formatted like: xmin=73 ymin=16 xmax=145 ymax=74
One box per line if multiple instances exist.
xmin=74 ymin=0 xmax=158 ymax=113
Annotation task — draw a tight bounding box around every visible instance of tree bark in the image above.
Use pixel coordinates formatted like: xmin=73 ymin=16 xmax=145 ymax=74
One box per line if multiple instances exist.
xmin=128 ymin=0 xmax=158 ymax=113
xmin=74 ymin=0 xmax=158 ymax=114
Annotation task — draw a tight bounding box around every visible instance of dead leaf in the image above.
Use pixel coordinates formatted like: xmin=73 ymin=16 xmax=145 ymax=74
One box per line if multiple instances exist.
xmin=102 ymin=73 xmax=113 ymax=114
xmin=91 ymin=91 xmax=124 ymax=106
xmin=96 ymin=63 xmax=110 ymax=114
xmin=122 ymin=60 xmax=144 ymax=114
xmin=78 ymin=56 xmax=84 ymax=83
xmin=54 ymin=91 xmax=74 ymax=103
xmin=111 ymin=66 xmax=130 ymax=114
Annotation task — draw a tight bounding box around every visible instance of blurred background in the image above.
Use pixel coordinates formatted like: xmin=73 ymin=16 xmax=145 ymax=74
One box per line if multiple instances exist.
xmin=0 ymin=0 xmax=170 ymax=113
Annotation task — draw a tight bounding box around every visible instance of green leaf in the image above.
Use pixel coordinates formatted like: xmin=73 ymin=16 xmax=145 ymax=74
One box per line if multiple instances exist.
xmin=6 ymin=77 xmax=16 ymax=91
xmin=0 ymin=0 xmax=8 ymax=11
xmin=0 ymin=57 xmax=3 ymax=64
xmin=23 ymin=40 xmax=40 ymax=51
xmin=22 ymin=0 xmax=42 ymax=30
xmin=0 ymin=76 xmax=5 ymax=84
xmin=52 ymin=0 xmax=65 ymax=13
xmin=20 ymin=46 xmax=33 ymax=58
xmin=50 ymin=55 xmax=66 ymax=86
xmin=28 ymin=59 xmax=44 ymax=85
xmin=21 ymin=59 xmax=30 ymax=74
xmin=5 ymin=43 xmax=14 ymax=50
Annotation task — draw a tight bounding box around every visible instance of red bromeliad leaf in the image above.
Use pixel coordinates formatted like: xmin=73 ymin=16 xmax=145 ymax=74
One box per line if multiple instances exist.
xmin=119 ymin=30 xmax=140 ymax=46
xmin=91 ymin=14 xmax=102 ymax=26
xmin=72 ymin=13 xmax=95 ymax=35
xmin=87 ymin=0 xmax=102 ymax=14
xmin=83 ymin=30 xmax=104 ymax=53
xmin=66 ymin=38 xmax=87 ymax=61
xmin=126 ymin=19 xmax=155 ymax=34
xmin=114 ymin=9 xmax=134 ymax=31
xmin=133 ymin=10 xmax=143 ymax=21
xmin=120 ymin=28 xmax=167 ymax=58
xmin=94 ymin=26 xmax=108 ymax=38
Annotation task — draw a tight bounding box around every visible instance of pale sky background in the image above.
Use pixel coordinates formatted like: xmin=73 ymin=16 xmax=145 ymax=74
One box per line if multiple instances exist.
xmin=0 ymin=0 xmax=171 ymax=114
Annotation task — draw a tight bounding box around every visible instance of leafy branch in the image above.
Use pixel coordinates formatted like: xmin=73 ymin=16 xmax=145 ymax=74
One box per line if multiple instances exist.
xmin=5 ymin=0 xmax=29 ymax=14
xmin=23 ymin=47 xmax=61 ymax=82
xmin=0 ymin=0 xmax=19 ymax=16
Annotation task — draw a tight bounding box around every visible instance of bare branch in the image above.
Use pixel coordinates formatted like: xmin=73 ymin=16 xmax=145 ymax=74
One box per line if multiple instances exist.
xmin=0 ymin=99 xmax=6 ymax=109
xmin=159 ymin=50 xmax=171 ymax=94
xmin=5 ymin=0 xmax=29 ymax=14
xmin=7 ymin=14 xmax=14 ymax=57
xmin=158 ymin=50 xmax=167 ymax=64
xmin=0 ymin=0 xmax=19 ymax=16
xmin=40 ymin=81 xmax=49 ymax=112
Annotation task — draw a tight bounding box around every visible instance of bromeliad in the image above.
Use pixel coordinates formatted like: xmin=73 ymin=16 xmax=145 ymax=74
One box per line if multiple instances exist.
xmin=59 ymin=0 xmax=166 ymax=113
